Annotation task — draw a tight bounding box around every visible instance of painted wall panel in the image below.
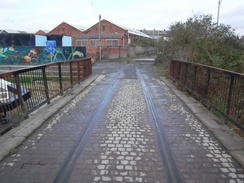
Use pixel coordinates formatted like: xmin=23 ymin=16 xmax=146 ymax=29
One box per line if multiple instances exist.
xmin=0 ymin=46 xmax=86 ymax=65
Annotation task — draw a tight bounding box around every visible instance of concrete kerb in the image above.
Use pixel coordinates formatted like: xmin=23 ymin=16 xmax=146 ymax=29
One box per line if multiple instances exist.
xmin=0 ymin=74 xmax=99 ymax=162
xmin=160 ymin=76 xmax=244 ymax=167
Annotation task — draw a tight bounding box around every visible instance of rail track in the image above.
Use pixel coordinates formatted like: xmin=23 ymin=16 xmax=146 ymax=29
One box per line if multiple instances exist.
xmin=136 ymin=68 xmax=183 ymax=183
xmin=53 ymin=64 xmax=182 ymax=183
xmin=53 ymin=69 xmax=122 ymax=183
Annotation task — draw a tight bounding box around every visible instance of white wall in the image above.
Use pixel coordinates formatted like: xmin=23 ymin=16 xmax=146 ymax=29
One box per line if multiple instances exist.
xmin=62 ymin=35 xmax=72 ymax=46
xmin=35 ymin=35 xmax=47 ymax=46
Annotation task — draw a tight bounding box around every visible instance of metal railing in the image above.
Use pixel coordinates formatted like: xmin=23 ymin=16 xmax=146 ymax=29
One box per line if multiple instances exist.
xmin=0 ymin=58 xmax=92 ymax=134
xmin=170 ymin=60 xmax=244 ymax=131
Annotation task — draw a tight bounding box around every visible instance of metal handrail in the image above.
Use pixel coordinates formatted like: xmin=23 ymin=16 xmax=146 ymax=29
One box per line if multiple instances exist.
xmin=170 ymin=60 xmax=244 ymax=131
xmin=0 ymin=58 xmax=92 ymax=134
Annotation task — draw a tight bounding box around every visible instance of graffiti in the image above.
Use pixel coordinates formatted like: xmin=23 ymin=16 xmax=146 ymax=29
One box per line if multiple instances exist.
xmin=19 ymin=47 xmax=41 ymax=64
xmin=0 ymin=46 xmax=86 ymax=65
xmin=0 ymin=47 xmax=15 ymax=63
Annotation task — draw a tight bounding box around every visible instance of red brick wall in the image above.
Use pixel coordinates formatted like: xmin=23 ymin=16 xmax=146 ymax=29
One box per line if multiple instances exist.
xmin=49 ymin=22 xmax=84 ymax=45
xmin=75 ymin=38 xmax=126 ymax=47
xmin=107 ymin=47 xmax=119 ymax=59
xmin=86 ymin=19 xmax=128 ymax=36
xmin=119 ymin=47 xmax=128 ymax=58
xmin=48 ymin=22 xmax=82 ymax=36
xmin=36 ymin=30 xmax=46 ymax=35
xmin=75 ymin=19 xmax=130 ymax=50
xmin=86 ymin=46 xmax=128 ymax=60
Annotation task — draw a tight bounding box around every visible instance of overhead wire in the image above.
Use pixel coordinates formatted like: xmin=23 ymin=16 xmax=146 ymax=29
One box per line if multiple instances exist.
xmin=90 ymin=0 xmax=98 ymax=16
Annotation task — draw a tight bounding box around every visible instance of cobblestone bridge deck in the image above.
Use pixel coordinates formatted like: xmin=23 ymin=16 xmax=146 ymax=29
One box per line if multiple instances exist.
xmin=0 ymin=61 xmax=243 ymax=183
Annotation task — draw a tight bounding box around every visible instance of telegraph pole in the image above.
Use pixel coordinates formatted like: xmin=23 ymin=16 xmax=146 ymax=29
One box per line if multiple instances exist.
xmin=217 ymin=0 xmax=222 ymax=26
xmin=98 ymin=14 xmax=101 ymax=61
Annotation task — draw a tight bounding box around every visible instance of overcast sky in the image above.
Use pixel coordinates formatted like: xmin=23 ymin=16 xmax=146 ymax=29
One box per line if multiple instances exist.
xmin=0 ymin=0 xmax=244 ymax=36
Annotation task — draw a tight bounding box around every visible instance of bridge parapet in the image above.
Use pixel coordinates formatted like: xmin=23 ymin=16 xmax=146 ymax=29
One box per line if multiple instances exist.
xmin=0 ymin=58 xmax=92 ymax=134
xmin=170 ymin=60 xmax=244 ymax=131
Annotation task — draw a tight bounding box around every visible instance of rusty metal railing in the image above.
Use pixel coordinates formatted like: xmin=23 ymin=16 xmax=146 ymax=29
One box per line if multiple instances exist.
xmin=170 ymin=60 xmax=244 ymax=131
xmin=0 ymin=58 xmax=92 ymax=134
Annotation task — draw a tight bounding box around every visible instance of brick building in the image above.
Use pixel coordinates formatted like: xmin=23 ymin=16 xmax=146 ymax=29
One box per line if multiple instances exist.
xmin=36 ymin=30 xmax=49 ymax=35
xmin=32 ymin=20 xmax=153 ymax=59
xmin=74 ymin=19 xmax=151 ymax=58
xmin=38 ymin=22 xmax=87 ymax=45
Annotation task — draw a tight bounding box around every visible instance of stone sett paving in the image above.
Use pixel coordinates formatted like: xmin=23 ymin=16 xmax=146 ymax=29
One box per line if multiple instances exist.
xmin=0 ymin=62 xmax=243 ymax=183
xmin=69 ymin=79 xmax=167 ymax=183
xmin=0 ymin=79 xmax=108 ymax=183
xmin=148 ymin=75 xmax=244 ymax=183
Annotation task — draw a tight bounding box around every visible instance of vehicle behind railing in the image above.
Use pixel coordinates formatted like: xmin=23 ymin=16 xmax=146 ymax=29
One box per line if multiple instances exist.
xmin=170 ymin=60 xmax=244 ymax=131
xmin=0 ymin=58 xmax=92 ymax=134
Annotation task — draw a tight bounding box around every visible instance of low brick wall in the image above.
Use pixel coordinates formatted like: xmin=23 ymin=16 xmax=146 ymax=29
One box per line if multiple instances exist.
xmin=87 ymin=46 xmax=155 ymax=60
xmin=128 ymin=46 xmax=155 ymax=57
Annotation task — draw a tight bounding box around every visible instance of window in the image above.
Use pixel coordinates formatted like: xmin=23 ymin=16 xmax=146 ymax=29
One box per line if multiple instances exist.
xmin=76 ymin=41 xmax=81 ymax=46
xmin=113 ymin=40 xmax=118 ymax=47
xmin=106 ymin=39 xmax=118 ymax=47
xmin=81 ymin=40 xmax=87 ymax=47
xmin=90 ymin=40 xmax=95 ymax=47
xmin=106 ymin=40 xmax=112 ymax=46
xmin=102 ymin=25 xmax=105 ymax=31
xmin=96 ymin=40 xmax=100 ymax=46
xmin=90 ymin=39 xmax=100 ymax=47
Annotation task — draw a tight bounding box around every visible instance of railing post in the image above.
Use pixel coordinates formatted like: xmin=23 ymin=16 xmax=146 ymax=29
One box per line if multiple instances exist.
xmin=77 ymin=61 xmax=81 ymax=81
xmin=226 ymin=76 xmax=234 ymax=115
xmin=206 ymin=68 xmax=211 ymax=98
xmin=184 ymin=64 xmax=188 ymax=86
xmin=83 ymin=60 xmax=86 ymax=77
xmin=70 ymin=62 xmax=73 ymax=86
xmin=42 ymin=67 xmax=50 ymax=104
xmin=82 ymin=61 xmax=85 ymax=78
xmin=170 ymin=60 xmax=173 ymax=77
xmin=171 ymin=60 xmax=176 ymax=80
xmin=14 ymin=74 xmax=28 ymax=119
xmin=58 ymin=63 xmax=63 ymax=95
xmin=89 ymin=58 xmax=92 ymax=75
xmin=177 ymin=61 xmax=181 ymax=81
xmin=193 ymin=66 xmax=197 ymax=92
xmin=85 ymin=60 xmax=89 ymax=76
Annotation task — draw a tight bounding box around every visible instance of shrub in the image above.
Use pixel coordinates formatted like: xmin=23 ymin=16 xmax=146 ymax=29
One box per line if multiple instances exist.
xmin=156 ymin=14 xmax=244 ymax=74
